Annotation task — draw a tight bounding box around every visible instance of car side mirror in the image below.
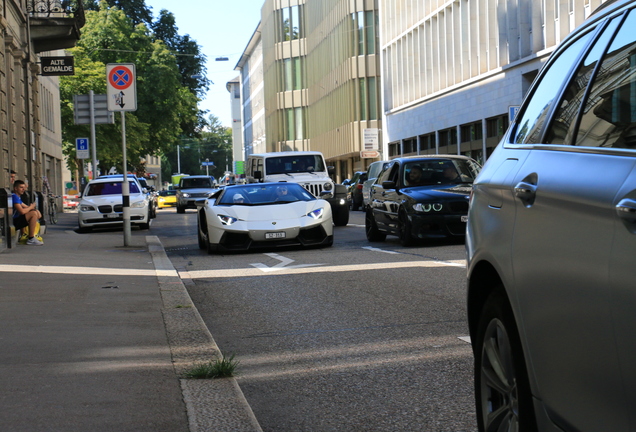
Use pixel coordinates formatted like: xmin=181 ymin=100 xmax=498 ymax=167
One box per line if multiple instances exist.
xmin=382 ymin=180 xmax=396 ymax=190
xmin=254 ymin=170 xmax=262 ymax=180
xmin=328 ymin=166 xmax=335 ymax=175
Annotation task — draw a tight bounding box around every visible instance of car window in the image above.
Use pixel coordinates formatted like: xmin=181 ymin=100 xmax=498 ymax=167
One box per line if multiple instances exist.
xmin=544 ymin=15 xmax=623 ymax=145
xmin=181 ymin=178 xmax=212 ymax=188
xmin=570 ymin=11 xmax=636 ymax=148
xmin=218 ymin=184 xmax=315 ymax=205
xmin=377 ymin=162 xmax=398 ymax=185
xmin=85 ymin=181 xmax=140 ymax=196
xmin=512 ymin=28 xmax=597 ymax=144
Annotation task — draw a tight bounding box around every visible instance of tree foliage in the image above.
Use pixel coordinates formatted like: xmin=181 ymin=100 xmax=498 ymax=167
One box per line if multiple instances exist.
xmin=62 ymin=1 xmax=206 ymax=175
xmin=161 ymin=115 xmax=233 ymax=181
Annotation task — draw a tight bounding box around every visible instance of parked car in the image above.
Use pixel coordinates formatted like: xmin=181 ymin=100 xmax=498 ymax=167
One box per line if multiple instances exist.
xmin=467 ymin=1 xmax=636 ymax=430
xmin=365 ymin=155 xmax=480 ymax=245
xmin=362 ymin=160 xmax=389 ymax=209
xmin=157 ymin=190 xmax=177 ymax=208
xmin=100 ymin=174 xmax=157 ymax=218
xmin=77 ymin=176 xmax=151 ymax=232
xmin=176 ymin=175 xmax=218 ymax=213
xmin=347 ymin=171 xmax=367 ymax=211
xmin=196 ymin=182 xmax=333 ymax=253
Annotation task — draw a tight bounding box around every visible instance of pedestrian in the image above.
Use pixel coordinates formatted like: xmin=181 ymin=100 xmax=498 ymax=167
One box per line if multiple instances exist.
xmin=12 ymin=180 xmax=43 ymax=245
xmin=9 ymin=170 xmax=16 ymax=186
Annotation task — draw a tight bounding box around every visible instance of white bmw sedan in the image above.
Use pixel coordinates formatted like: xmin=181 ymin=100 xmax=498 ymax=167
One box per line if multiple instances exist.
xmin=197 ymin=182 xmax=334 ymax=253
xmin=78 ymin=177 xmax=151 ymax=232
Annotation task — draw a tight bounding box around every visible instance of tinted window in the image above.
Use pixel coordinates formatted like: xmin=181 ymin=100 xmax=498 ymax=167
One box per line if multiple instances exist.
xmin=545 ymin=16 xmax=622 ymax=145
xmin=181 ymin=178 xmax=212 ymax=188
xmin=572 ymin=10 xmax=636 ymax=148
xmin=85 ymin=182 xmax=140 ymax=196
xmin=513 ymin=30 xmax=596 ymax=144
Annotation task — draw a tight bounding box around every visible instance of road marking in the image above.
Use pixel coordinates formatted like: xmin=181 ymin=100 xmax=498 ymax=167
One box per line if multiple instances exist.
xmin=362 ymin=246 xmax=401 ymax=254
xmin=184 ymin=259 xmax=466 ymax=279
xmin=250 ymin=253 xmax=324 ymax=273
xmin=458 ymin=336 xmax=471 ymax=344
xmin=0 ymin=264 xmax=178 ymax=277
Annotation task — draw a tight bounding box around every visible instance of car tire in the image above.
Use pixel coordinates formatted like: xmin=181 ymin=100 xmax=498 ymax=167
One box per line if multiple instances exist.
xmin=365 ymin=208 xmax=386 ymax=242
xmin=398 ymin=209 xmax=415 ymax=247
xmin=350 ymin=197 xmax=359 ymax=211
xmin=176 ymin=205 xmax=185 ymax=214
xmin=333 ymin=206 xmax=349 ymax=226
xmin=474 ymin=290 xmax=537 ymax=432
xmin=206 ymin=234 xmax=218 ymax=254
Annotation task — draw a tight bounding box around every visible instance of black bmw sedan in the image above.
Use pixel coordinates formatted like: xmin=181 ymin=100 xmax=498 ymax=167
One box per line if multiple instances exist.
xmin=365 ymin=155 xmax=481 ymax=246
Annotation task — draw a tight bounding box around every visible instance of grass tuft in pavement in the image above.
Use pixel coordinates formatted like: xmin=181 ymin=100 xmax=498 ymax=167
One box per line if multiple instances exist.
xmin=183 ymin=354 xmax=240 ymax=379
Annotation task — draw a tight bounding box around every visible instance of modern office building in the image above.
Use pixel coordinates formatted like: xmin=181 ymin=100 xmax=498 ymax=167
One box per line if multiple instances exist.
xmin=245 ymin=0 xmax=382 ymax=181
xmin=379 ymin=0 xmax=609 ymax=164
xmin=235 ymin=23 xmax=267 ymax=157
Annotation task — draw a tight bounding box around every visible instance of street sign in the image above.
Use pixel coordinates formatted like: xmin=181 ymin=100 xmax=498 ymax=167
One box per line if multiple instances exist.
xmin=76 ymin=138 xmax=90 ymax=159
xmin=106 ymin=63 xmax=137 ymax=111
xmin=509 ymin=106 xmax=520 ymax=122
xmin=360 ymin=150 xmax=380 ymax=159
xmin=73 ymin=94 xmax=114 ymax=125
xmin=201 ymin=161 xmax=215 ymax=166
xmin=40 ymin=56 xmax=74 ymax=76
xmin=364 ymin=128 xmax=379 ymax=150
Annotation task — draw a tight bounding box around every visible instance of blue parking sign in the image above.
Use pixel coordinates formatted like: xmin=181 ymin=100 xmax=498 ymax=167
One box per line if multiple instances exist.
xmin=76 ymin=137 xmax=89 ymax=159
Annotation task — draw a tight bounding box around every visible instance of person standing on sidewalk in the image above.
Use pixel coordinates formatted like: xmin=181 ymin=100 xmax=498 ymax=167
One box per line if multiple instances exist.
xmin=12 ymin=180 xmax=43 ymax=245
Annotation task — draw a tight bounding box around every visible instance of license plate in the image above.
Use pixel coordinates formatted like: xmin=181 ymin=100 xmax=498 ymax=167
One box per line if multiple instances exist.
xmin=106 ymin=213 xmax=119 ymax=219
xmin=265 ymin=231 xmax=286 ymax=239
xmin=461 ymin=215 xmax=468 ymax=223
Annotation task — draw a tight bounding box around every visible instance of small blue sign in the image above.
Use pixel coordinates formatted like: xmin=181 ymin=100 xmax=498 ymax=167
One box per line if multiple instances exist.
xmin=76 ymin=137 xmax=89 ymax=159
xmin=201 ymin=161 xmax=215 ymax=166
xmin=509 ymin=106 xmax=520 ymax=123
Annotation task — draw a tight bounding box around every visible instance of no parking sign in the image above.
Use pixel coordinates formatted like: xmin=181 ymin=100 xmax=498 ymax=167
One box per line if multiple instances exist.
xmin=106 ymin=63 xmax=137 ymax=111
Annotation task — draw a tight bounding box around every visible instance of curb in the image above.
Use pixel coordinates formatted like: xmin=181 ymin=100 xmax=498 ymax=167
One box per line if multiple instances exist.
xmin=146 ymin=235 xmax=262 ymax=432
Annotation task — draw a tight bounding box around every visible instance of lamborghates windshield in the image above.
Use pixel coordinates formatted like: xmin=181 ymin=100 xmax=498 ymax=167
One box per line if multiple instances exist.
xmin=218 ymin=184 xmax=316 ymax=206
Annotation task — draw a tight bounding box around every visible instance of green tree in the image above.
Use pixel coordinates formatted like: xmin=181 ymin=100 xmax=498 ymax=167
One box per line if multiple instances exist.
xmin=84 ymin=0 xmax=153 ymax=26
xmin=61 ymin=1 xmax=197 ymax=175
xmin=161 ymin=115 xmax=233 ymax=181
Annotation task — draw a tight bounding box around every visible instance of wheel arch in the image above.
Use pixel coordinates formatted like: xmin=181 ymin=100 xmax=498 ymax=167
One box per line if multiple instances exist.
xmin=467 ymin=260 xmax=506 ymax=341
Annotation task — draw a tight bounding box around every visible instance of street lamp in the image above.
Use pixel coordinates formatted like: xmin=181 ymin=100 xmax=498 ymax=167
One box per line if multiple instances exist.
xmin=205 ymin=158 xmax=209 ymax=176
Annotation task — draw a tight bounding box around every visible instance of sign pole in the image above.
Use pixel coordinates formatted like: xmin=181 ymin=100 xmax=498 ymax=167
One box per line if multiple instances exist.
xmin=106 ymin=63 xmax=137 ymax=247
xmin=121 ymin=111 xmax=131 ymax=246
xmin=89 ymin=90 xmax=98 ymax=179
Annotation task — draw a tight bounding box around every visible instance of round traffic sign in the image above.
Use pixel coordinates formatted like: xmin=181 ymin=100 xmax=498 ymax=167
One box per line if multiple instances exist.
xmin=108 ymin=66 xmax=134 ymax=90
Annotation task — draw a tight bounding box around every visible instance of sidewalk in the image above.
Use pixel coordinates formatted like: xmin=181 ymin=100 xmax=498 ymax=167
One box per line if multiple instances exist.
xmin=0 ymin=212 xmax=261 ymax=432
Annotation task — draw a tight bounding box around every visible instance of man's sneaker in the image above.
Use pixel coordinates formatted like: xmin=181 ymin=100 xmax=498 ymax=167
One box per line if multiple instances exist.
xmin=26 ymin=237 xmax=43 ymax=246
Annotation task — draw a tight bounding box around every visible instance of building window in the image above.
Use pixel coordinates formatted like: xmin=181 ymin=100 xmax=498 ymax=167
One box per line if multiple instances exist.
xmin=368 ymin=77 xmax=378 ymax=120
xmin=280 ymin=5 xmax=303 ymax=42
xmin=359 ymin=78 xmax=367 ymax=121
xmin=351 ymin=10 xmax=378 ymax=56
xmin=284 ymin=107 xmax=306 ymax=141
xmin=487 ymin=115 xmax=509 ymax=138
xmin=388 ymin=142 xmax=400 ymax=157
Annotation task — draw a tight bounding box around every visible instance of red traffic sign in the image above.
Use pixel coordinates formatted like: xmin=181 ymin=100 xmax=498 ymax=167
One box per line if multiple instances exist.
xmin=108 ymin=65 xmax=134 ymax=90
xmin=106 ymin=63 xmax=137 ymax=111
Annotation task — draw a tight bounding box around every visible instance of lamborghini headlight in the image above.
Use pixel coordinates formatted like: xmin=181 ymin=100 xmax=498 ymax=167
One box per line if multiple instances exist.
xmin=307 ymin=208 xmax=324 ymax=219
xmin=218 ymin=214 xmax=238 ymax=225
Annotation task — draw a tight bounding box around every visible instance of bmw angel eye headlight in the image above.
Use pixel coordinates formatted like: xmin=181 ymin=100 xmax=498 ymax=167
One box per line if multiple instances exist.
xmin=217 ymin=214 xmax=238 ymax=225
xmin=80 ymin=205 xmax=95 ymax=212
xmin=131 ymin=201 xmax=145 ymax=208
xmin=307 ymin=208 xmax=324 ymax=219
xmin=414 ymin=203 xmax=444 ymax=212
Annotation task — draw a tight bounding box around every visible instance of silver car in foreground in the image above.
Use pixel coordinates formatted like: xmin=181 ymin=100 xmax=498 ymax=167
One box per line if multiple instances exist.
xmin=467 ymin=1 xmax=636 ymax=430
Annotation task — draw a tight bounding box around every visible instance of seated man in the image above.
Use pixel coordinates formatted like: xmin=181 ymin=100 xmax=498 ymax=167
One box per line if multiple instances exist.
xmin=233 ymin=193 xmax=246 ymax=204
xmin=405 ymin=165 xmax=426 ymax=186
xmin=12 ymin=180 xmax=43 ymax=245
xmin=274 ymin=185 xmax=289 ymax=201
xmin=442 ymin=166 xmax=461 ymax=183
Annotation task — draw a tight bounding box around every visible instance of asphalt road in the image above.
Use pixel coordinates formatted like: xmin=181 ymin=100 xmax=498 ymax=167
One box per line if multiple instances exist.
xmin=155 ymin=206 xmax=477 ymax=432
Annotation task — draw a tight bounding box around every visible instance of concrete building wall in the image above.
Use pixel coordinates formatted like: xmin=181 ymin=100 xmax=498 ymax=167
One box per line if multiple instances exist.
xmin=236 ymin=25 xmax=266 ymax=158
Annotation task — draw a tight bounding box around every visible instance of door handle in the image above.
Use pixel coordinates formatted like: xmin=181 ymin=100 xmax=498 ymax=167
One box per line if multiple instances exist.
xmin=514 ymin=182 xmax=537 ymax=200
xmin=616 ymin=198 xmax=636 ymax=222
